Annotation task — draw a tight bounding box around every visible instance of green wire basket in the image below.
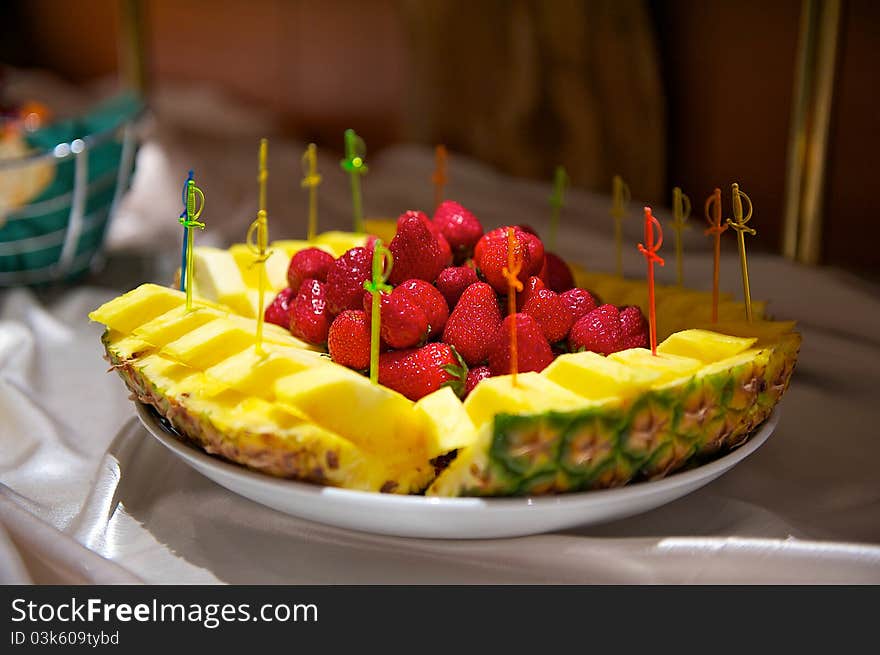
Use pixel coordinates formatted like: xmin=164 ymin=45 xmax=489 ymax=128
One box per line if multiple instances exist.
xmin=0 ymin=93 xmax=143 ymax=286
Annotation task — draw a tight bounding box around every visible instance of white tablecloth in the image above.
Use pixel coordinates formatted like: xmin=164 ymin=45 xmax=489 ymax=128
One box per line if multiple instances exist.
xmin=2 ymin=90 xmax=879 ymax=583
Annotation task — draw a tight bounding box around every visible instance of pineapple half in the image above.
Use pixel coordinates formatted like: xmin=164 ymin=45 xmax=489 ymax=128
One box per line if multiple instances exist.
xmin=90 ymin=227 xmax=800 ymax=497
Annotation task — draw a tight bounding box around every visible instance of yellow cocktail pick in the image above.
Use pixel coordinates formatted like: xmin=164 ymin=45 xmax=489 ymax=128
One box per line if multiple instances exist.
xmin=178 ymin=172 xmax=205 ymax=312
xmin=671 ymin=186 xmax=691 ymax=286
xmin=247 ymin=138 xmax=272 ymax=353
xmin=432 ymin=144 xmax=447 ymax=212
xmin=726 ymin=182 xmax=756 ymax=322
xmin=301 ymin=143 xmax=322 ymax=241
xmin=611 ymin=175 xmax=631 ymax=276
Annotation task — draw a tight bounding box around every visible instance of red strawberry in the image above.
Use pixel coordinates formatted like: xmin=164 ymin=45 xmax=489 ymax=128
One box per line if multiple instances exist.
xmin=521 ymin=288 xmax=575 ymax=343
xmin=488 ymin=313 xmax=554 ymax=375
xmin=286 ymin=247 xmax=335 ymax=293
xmin=560 ymin=288 xmax=598 ymax=321
xmin=289 ymin=279 xmax=331 ymax=345
xmin=464 ymin=365 xmax=492 ymax=397
xmin=379 ymin=343 xmax=468 ymax=401
xmin=568 ymin=303 xmax=647 ymax=355
xmin=542 ymin=252 xmax=575 ymax=292
xmin=473 ymin=226 xmax=539 ymax=293
xmin=432 ymin=200 xmax=484 ymax=263
xmin=363 ymin=288 xmax=430 ymax=349
xmin=515 ymin=275 xmax=546 ymax=311
xmin=325 ymin=246 xmax=374 ymax=315
xmin=442 ymin=282 xmax=502 ymax=366
xmin=397 ymin=278 xmax=449 ymax=337
xmin=328 ymin=310 xmax=371 ymax=370
xmin=435 ymin=266 xmax=479 ymax=308
xmin=264 ymin=287 xmax=295 ymax=328
xmin=618 ymin=305 xmax=648 ymax=349
xmin=389 ymin=211 xmax=447 ymax=284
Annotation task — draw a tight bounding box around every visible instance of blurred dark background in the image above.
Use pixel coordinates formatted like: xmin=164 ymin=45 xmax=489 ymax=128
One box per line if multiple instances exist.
xmin=2 ymin=0 xmax=877 ymax=276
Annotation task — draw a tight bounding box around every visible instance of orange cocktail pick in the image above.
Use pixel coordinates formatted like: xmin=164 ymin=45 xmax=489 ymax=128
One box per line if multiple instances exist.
xmin=431 ymin=144 xmax=448 ymax=211
xmin=637 ymin=207 xmax=665 ymax=356
xmin=704 ymin=188 xmax=727 ymax=323
xmin=501 ymin=227 xmax=524 ymax=385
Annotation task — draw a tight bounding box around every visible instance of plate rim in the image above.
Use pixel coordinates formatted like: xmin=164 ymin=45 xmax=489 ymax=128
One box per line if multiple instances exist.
xmin=134 ymin=401 xmax=777 ymax=509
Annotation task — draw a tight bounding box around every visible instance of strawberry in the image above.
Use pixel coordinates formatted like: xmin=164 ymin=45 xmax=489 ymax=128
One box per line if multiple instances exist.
xmin=521 ymin=288 xmax=575 ymax=343
xmin=464 ymin=365 xmax=492 ymax=397
xmin=396 ymin=278 xmax=449 ymax=337
xmin=488 ymin=313 xmax=554 ymax=375
xmin=379 ymin=343 xmax=468 ymax=401
xmin=325 ymin=245 xmax=374 ymax=315
xmin=441 ymin=282 xmax=503 ymax=366
xmin=432 ymin=200 xmax=484 ymax=263
xmin=328 ymin=310 xmax=371 ymax=370
xmin=289 ymin=279 xmax=331 ymax=345
xmin=363 ymin=287 xmax=430 ymax=349
xmin=264 ymin=287 xmax=295 ymax=328
xmin=388 ymin=211 xmax=447 ymax=284
xmin=473 ymin=226 xmax=541 ymax=293
xmin=515 ymin=275 xmax=546 ymax=311
xmin=568 ymin=303 xmax=646 ymax=355
xmin=618 ymin=305 xmax=649 ymax=349
xmin=542 ymin=252 xmax=575 ymax=292
xmin=560 ymin=288 xmax=598 ymax=321
xmin=286 ymin=247 xmax=335 ymax=293
xmin=435 ymin=266 xmax=479 ymax=308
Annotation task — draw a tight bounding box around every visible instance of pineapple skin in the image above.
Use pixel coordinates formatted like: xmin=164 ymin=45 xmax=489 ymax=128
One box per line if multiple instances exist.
xmin=428 ymin=332 xmax=801 ymax=497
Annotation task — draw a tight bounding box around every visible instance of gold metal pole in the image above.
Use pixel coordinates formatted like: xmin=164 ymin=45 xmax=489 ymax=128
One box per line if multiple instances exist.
xmin=781 ymin=0 xmax=842 ymax=265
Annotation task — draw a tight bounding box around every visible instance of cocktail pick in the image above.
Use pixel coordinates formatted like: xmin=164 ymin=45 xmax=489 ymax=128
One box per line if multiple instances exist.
xmin=363 ymin=240 xmax=393 ymax=384
xmin=340 ymin=129 xmax=368 ymax=233
xmin=431 ymin=144 xmax=448 ymax=211
xmin=178 ymin=169 xmax=194 ymax=292
xmin=301 ymin=143 xmax=322 ymax=241
xmin=637 ymin=207 xmax=665 ymax=356
xmin=671 ymin=186 xmax=691 ymax=286
xmin=501 ymin=227 xmax=524 ymax=385
xmin=548 ymin=165 xmax=569 ymax=252
xmin=611 ymin=175 xmax=631 ymax=276
xmin=703 ymin=188 xmax=727 ymax=323
xmin=726 ymin=182 xmax=756 ymax=322
xmin=247 ymin=138 xmax=272 ymax=354
xmin=178 ymin=171 xmax=205 ymax=312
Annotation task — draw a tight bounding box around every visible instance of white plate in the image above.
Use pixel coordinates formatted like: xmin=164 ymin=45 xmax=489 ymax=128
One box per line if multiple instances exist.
xmin=135 ymin=402 xmax=777 ymax=539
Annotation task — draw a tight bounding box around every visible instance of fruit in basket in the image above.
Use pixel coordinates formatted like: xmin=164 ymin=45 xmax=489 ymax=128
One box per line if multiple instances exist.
xmin=442 ymin=282 xmax=503 ymax=366
xmin=432 ymin=200 xmax=484 ymax=262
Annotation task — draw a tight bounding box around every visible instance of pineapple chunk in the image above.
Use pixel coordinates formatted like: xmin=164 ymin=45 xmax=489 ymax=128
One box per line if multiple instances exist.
xmin=274 ymin=365 xmax=427 ymax=460
xmin=106 ymin=332 xmax=154 ymax=360
xmin=229 ymin=244 xmax=289 ymax=290
xmin=463 ymin=372 xmax=588 ymax=429
xmin=363 ymin=218 xmax=396 ymax=244
xmin=311 ymin=231 xmax=368 ymax=257
xmin=694 ymin=320 xmax=797 ymax=344
xmin=132 ymin=306 xmax=222 ymax=347
xmin=272 ymin=240 xmax=335 ymax=259
xmin=609 ymin=348 xmax=702 ymax=386
xmin=162 ymin=320 xmax=254 ymax=370
xmin=204 ymin=345 xmax=317 ymax=398
xmin=542 ymin=350 xmax=660 ymax=400
xmin=414 ymin=386 xmax=478 ymax=455
xmin=192 ymin=247 xmax=254 ymax=317
xmin=88 ymin=284 xmax=184 ymax=334
xmin=657 ymin=329 xmax=756 ymax=363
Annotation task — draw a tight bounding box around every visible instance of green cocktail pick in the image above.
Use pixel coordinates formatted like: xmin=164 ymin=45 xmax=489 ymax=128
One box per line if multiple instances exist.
xmin=548 ymin=165 xmax=569 ymax=251
xmin=363 ymin=240 xmax=393 ymax=384
xmin=340 ymin=129 xmax=368 ymax=233
xmin=178 ymin=174 xmax=205 ymax=311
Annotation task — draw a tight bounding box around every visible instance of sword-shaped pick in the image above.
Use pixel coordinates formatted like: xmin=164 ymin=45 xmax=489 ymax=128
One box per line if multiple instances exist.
xmin=431 ymin=144 xmax=447 ymax=212
xmin=726 ymin=182 xmax=756 ymax=322
xmin=340 ymin=129 xmax=368 ymax=234
xmin=178 ymin=169 xmax=194 ymax=292
xmin=501 ymin=227 xmax=524 ymax=386
xmin=548 ymin=165 xmax=569 ymax=252
xmin=247 ymin=138 xmax=272 ymax=353
xmin=638 ymin=207 xmax=665 ymax=356
xmin=178 ymin=172 xmax=205 ymax=312
xmin=301 ymin=143 xmax=322 ymax=241
xmin=611 ymin=175 xmax=631 ymax=276
xmin=704 ymin=188 xmax=727 ymax=323
xmin=671 ymin=186 xmax=691 ymax=286
xmin=363 ymin=240 xmax=393 ymax=384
